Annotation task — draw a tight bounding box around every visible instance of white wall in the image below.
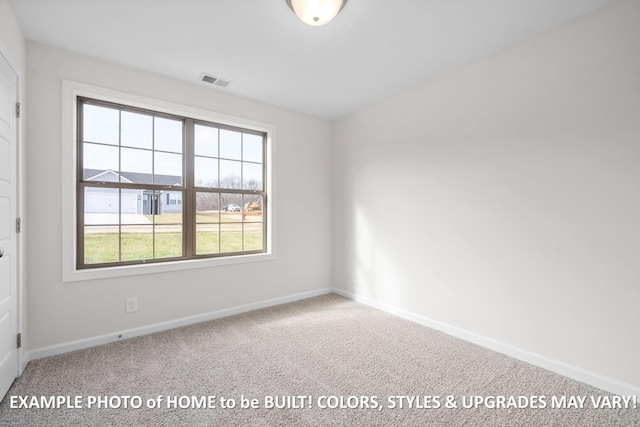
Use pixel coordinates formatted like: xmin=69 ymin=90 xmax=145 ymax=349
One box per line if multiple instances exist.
xmin=0 ymin=0 xmax=24 ymax=68
xmin=333 ymin=0 xmax=640 ymax=392
xmin=25 ymin=42 xmax=333 ymax=350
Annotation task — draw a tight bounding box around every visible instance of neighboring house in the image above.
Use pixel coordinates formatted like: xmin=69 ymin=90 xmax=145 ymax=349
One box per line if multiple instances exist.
xmin=84 ymin=169 xmax=182 ymax=215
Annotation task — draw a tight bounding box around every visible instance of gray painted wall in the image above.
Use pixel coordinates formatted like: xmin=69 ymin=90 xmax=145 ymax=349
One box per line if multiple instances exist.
xmin=25 ymin=42 xmax=333 ymax=350
xmin=333 ymin=0 xmax=640 ymax=390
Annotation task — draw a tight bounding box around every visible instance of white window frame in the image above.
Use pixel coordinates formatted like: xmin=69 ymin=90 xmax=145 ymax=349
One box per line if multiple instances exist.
xmin=62 ymin=80 xmax=276 ymax=282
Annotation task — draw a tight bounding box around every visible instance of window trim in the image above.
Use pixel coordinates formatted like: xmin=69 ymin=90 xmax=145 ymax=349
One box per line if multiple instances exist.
xmin=62 ymin=80 xmax=276 ymax=282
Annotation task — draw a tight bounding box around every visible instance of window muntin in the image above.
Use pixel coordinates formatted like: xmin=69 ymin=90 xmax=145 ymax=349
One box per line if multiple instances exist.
xmin=77 ymin=97 xmax=267 ymax=269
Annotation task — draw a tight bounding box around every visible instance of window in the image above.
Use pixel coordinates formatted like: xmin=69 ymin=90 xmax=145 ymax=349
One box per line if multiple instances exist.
xmin=77 ymin=97 xmax=267 ymax=269
xmin=166 ymin=193 xmax=181 ymax=205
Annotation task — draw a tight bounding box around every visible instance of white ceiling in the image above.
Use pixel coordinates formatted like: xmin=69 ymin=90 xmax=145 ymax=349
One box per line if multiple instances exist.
xmin=8 ymin=0 xmax=617 ymax=119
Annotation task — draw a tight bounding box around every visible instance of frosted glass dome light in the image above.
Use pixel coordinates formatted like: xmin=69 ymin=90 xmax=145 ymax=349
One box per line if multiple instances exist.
xmin=286 ymin=0 xmax=348 ymax=26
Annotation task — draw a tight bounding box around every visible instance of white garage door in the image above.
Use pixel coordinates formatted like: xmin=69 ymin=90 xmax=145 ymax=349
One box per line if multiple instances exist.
xmin=84 ymin=190 xmax=138 ymax=214
xmin=84 ymin=190 xmax=119 ymax=214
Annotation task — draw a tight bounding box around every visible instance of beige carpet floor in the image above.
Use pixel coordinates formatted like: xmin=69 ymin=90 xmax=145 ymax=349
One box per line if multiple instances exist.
xmin=0 ymin=293 xmax=638 ymax=426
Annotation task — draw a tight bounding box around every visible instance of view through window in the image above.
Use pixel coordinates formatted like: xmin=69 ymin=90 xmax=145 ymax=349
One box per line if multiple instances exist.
xmin=77 ymin=97 xmax=266 ymax=268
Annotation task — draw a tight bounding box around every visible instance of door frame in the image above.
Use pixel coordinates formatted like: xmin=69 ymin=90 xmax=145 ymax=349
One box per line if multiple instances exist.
xmin=0 ymin=41 xmax=25 ymax=379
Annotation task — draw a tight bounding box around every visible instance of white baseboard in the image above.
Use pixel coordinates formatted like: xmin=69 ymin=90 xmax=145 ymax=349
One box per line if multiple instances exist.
xmin=23 ymin=286 xmax=639 ymax=398
xmin=333 ymin=288 xmax=640 ymax=398
xmin=27 ymin=288 xmax=334 ymax=362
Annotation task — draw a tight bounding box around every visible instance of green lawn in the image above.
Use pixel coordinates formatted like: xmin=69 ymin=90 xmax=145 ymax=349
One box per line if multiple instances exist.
xmin=84 ymin=229 xmax=263 ymax=264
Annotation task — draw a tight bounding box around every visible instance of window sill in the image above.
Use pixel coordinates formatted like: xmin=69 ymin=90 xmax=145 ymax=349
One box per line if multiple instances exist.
xmin=63 ymin=252 xmax=275 ymax=282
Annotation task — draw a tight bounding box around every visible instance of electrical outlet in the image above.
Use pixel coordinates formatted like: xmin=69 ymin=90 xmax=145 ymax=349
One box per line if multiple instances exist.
xmin=125 ymin=297 xmax=138 ymax=313
xmin=351 ymin=271 xmax=358 ymax=284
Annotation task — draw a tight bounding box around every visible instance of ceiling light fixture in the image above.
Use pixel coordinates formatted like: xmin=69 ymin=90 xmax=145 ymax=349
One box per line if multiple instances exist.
xmin=285 ymin=0 xmax=348 ymax=26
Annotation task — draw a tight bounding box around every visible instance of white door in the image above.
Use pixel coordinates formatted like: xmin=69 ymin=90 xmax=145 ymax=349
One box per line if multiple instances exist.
xmin=0 ymin=52 xmax=19 ymax=400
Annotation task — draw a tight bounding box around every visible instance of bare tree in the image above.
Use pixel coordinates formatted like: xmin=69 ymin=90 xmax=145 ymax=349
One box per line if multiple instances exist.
xmin=195 ymin=173 xmax=262 ymax=212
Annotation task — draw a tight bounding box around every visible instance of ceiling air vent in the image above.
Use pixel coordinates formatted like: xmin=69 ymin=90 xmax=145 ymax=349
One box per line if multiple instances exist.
xmin=199 ymin=73 xmax=232 ymax=88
